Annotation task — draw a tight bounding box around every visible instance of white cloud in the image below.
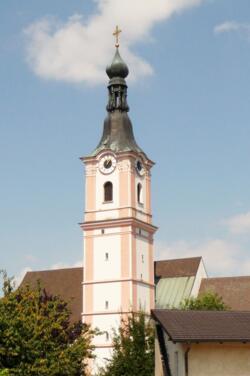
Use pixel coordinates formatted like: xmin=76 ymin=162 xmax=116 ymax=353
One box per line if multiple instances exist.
xmin=214 ymin=21 xmax=250 ymax=39
xmin=24 ymin=0 xmax=204 ymax=85
xmin=14 ymin=266 xmax=32 ymax=287
xmin=224 ymin=211 xmax=250 ymax=234
xmin=50 ymin=260 xmax=82 ymax=270
xmin=155 ymin=238 xmax=250 ymax=276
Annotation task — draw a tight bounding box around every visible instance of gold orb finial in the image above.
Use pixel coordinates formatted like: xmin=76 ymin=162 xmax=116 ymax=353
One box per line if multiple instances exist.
xmin=113 ymin=25 xmax=122 ymax=47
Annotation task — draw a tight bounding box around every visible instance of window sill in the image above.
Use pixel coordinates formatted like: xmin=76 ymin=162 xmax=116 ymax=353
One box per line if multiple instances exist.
xmin=103 ymin=200 xmax=113 ymax=204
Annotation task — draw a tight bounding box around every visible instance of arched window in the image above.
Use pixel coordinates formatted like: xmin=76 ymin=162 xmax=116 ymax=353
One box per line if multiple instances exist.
xmin=104 ymin=181 xmax=113 ymax=202
xmin=137 ymin=183 xmax=143 ymax=204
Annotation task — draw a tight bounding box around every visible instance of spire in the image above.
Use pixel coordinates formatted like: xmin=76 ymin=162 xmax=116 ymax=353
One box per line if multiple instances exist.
xmin=87 ymin=28 xmax=146 ymax=157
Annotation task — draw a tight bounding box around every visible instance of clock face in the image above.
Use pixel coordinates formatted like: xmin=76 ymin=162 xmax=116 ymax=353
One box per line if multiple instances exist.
xmin=135 ymin=159 xmax=145 ymax=176
xmin=99 ymin=155 xmax=116 ymax=174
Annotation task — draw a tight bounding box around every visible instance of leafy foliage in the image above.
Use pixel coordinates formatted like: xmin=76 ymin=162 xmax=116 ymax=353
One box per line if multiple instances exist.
xmin=181 ymin=291 xmax=229 ymax=311
xmin=99 ymin=312 xmax=154 ymax=376
xmin=0 ymin=271 xmax=95 ymax=376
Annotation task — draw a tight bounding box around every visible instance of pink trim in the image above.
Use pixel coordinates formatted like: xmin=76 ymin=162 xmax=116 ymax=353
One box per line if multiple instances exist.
xmin=121 ymin=281 xmax=130 ymax=312
xmin=81 ymin=151 xmax=155 ymax=167
xmin=84 ymin=212 xmax=96 ymax=221
xmin=84 ymin=314 xmax=93 ymax=325
xmin=145 ymin=175 xmax=151 ymax=217
xmin=85 ymin=205 xmax=152 ymax=214
xmin=86 ymin=358 xmax=93 ymax=375
xmin=81 ymin=217 xmax=158 ymax=233
xmin=132 ymin=233 xmax=137 ymax=280
xmin=94 ymin=344 xmax=114 ymax=348
xmin=148 ymin=241 xmax=155 ymax=309
xmin=132 ymin=282 xmax=137 ymax=311
xmin=119 ymin=169 xmax=129 ymax=208
xmin=84 ymin=237 xmax=94 ymax=281
xmin=150 ymin=286 xmax=155 ymax=310
xmin=131 ymin=170 xmax=136 ymax=208
xmin=85 ymin=174 xmax=96 ymax=213
xmin=82 ymin=310 xmax=131 ymax=316
xmin=82 ymin=278 xmax=154 ymax=287
xmin=148 ymin=242 xmax=154 ymax=285
xmin=132 ymin=229 xmax=137 ymax=310
xmin=84 ymin=228 xmax=131 ymax=239
xmin=121 ymin=233 xmax=130 ymax=278
xmin=121 ymin=232 xmax=130 ymax=311
xmin=85 ymin=206 xmax=152 ymax=221
xmin=84 ymin=285 xmax=93 ymax=323
xmin=83 ymin=236 xmax=94 ymax=323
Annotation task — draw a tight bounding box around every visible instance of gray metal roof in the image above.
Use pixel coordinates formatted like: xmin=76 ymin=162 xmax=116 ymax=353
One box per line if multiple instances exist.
xmin=156 ymin=276 xmax=195 ymax=309
xmin=89 ymin=110 xmax=145 ymax=157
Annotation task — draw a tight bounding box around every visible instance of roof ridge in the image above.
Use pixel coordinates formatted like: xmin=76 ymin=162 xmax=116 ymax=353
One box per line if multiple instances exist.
xmin=203 ymin=275 xmax=250 ymax=281
xmin=155 ymin=256 xmax=202 ymax=263
xmin=26 ymin=267 xmax=83 ymax=273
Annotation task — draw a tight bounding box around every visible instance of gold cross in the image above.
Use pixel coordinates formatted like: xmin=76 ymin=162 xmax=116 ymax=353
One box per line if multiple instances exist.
xmin=113 ymin=25 xmax=122 ymax=47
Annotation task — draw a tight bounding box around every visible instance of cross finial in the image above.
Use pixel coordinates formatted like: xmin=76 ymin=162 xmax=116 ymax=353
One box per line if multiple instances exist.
xmin=113 ymin=25 xmax=122 ymax=48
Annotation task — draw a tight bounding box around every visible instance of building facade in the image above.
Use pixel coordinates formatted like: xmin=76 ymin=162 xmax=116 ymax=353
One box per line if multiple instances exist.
xmin=80 ymin=46 xmax=157 ymax=370
xmin=153 ymin=310 xmax=250 ymax=376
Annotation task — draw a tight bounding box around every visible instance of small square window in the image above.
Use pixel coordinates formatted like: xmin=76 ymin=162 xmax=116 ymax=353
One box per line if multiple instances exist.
xmin=105 ymin=252 xmax=109 ymax=261
xmin=101 ymin=229 xmax=105 ymax=234
xmin=105 ymin=301 xmax=109 ymax=310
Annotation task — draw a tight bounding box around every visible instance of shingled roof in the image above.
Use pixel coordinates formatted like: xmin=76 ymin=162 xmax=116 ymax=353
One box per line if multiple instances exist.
xmin=20 ymin=267 xmax=83 ymax=323
xmin=199 ymin=276 xmax=250 ymax=311
xmin=152 ymin=309 xmax=250 ymax=343
xmin=155 ymin=257 xmax=202 ymax=279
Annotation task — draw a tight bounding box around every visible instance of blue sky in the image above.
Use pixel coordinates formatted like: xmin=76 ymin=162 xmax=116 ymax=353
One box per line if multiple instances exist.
xmin=0 ymin=0 xmax=250 ymax=283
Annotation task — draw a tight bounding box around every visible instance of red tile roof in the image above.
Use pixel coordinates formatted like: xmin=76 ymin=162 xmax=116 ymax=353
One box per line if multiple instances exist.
xmin=199 ymin=276 xmax=250 ymax=311
xmin=20 ymin=267 xmax=83 ymax=323
xmin=155 ymin=257 xmax=202 ymax=278
xmin=152 ymin=309 xmax=250 ymax=342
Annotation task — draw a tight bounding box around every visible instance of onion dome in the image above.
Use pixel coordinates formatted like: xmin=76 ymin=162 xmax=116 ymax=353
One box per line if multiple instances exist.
xmin=105 ymin=47 xmax=129 ymax=113
xmin=106 ymin=48 xmax=129 ymax=79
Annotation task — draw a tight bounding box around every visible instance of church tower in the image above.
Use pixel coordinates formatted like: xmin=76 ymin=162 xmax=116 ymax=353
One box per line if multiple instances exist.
xmin=81 ymin=32 xmax=157 ymax=371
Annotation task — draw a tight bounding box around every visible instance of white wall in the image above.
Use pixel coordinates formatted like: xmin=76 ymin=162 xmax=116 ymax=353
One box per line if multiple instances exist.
xmin=92 ymin=347 xmax=113 ymax=375
xmin=93 ymin=232 xmax=121 ymax=281
xmin=166 ymin=336 xmax=186 ymax=376
xmin=93 ymin=282 xmax=121 ymax=312
xmin=137 ymin=283 xmax=150 ymax=312
xmin=189 ymin=343 xmax=250 ymax=376
xmin=136 ymin=236 xmax=149 ymax=281
xmin=93 ymin=313 xmax=120 ymax=345
xmin=191 ymin=259 xmax=207 ymax=297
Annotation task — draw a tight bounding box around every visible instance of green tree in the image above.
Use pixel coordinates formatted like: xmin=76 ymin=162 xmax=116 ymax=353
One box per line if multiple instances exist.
xmin=99 ymin=312 xmax=154 ymax=376
xmin=181 ymin=291 xmax=229 ymax=311
xmin=0 ymin=271 xmax=95 ymax=376
xmin=0 ymin=370 xmax=10 ymax=376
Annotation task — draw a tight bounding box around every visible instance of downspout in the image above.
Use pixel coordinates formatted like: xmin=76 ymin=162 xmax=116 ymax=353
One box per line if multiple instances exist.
xmin=185 ymin=346 xmax=191 ymax=376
